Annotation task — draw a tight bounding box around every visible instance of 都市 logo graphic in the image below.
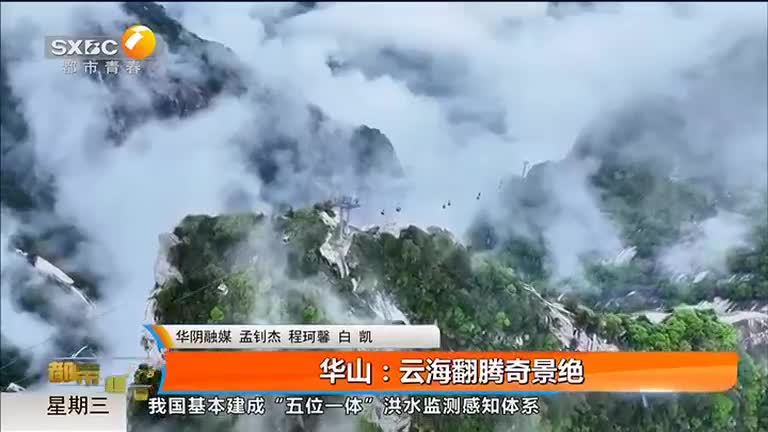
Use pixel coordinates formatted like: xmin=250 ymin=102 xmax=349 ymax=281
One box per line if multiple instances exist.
xmin=121 ymin=25 xmax=156 ymax=60
xmin=47 ymin=25 xmax=156 ymax=60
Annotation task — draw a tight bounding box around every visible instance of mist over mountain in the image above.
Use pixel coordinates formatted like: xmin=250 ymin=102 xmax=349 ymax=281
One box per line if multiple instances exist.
xmin=1 ymin=2 xmax=766 ymax=431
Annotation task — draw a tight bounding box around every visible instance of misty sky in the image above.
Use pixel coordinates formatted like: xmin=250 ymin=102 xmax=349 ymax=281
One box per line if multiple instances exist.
xmin=0 ymin=2 xmax=766 ymax=392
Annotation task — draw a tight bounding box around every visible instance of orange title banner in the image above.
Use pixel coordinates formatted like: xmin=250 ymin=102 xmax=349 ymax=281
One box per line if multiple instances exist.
xmin=160 ymin=351 xmax=738 ymax=394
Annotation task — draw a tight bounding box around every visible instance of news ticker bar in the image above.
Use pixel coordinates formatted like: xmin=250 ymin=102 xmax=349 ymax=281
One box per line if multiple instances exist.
xmin=0 ymin=392 xmax=542 ymax=431
xmin=146 ymin=324 xmax=441 ymax=349
xmin=0 ymin=392 xmax=126 ymax=432
xmin=160 ymin=351 xmax=738 ymax=395
xmin=145 ymin=394 xmax=543 ymax=417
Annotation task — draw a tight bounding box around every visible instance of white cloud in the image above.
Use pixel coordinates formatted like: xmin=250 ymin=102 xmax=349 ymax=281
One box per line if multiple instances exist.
xmin=0 ymin=2 xmax=765 ymax=390
xmin=661 ymin=211 xmax=751 ymax=274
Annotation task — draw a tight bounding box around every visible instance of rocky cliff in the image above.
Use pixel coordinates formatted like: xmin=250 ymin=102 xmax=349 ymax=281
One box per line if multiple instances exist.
xmin=135 ymin=204 xmax=767 ymax=432
xmin=1 ymin=3 xmax=765 ymax=432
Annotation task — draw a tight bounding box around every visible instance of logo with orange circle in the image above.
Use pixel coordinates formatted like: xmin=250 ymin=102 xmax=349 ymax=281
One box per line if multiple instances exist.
xmin=121 ymin=25 xmax=156 ymax=60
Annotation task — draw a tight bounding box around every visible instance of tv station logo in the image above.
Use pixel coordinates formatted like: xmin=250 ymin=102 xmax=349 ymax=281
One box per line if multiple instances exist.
xmin=45 ymin=25 xmax=158 ymax=75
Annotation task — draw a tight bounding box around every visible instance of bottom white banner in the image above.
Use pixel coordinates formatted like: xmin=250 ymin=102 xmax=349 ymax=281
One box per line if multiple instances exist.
xmin=0 ymin=392 xmax=126 ymax=432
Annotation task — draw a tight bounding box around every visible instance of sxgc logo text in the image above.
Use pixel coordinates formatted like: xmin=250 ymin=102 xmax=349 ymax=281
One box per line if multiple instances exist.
xmin=46 ymin=25 xmax=156 ymax=60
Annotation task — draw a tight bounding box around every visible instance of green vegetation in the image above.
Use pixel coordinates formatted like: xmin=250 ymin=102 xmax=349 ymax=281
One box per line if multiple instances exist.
xmin=590 ymin=163 xmax=716 ymax=259
xmin=143 ymin=201 xmax=766 ymax=432
xmin=497 ymin=235 xmax=550 ymax=283
xmin=720 ymin=221 xmax=768 ymax=301
xmin=154 ymin=269 xmax=258 ymax=324
xmin=153 ymin=213 xmax=264 ymax=324
xmin=573 ymin=160 xmax=766 ymax=306
xmin=577 ymin=219 xmax=768 ymax=309
xmin=152 ymin=210 xmax=346 ymax=326
xmin=148 ymin=212 xmax=565 ymax=431
xmin=479 ymin=161 xmax=766 ymax=311
xmin=590 ymin=308 xmax=736 ymax=351
xmin=556 ymin=309 xmax=767 ymax=432
xmin=280 ymin=206 xmax=333 ymax=277
xmin=350 ymin=226 xmax=560 ymax=351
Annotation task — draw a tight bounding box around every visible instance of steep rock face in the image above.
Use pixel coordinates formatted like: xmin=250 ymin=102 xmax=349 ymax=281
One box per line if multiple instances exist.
xmin=349 ymin=126 xmax=403 ymax=178
xmin=106 ymin=2 xmax=246 ymax=142
xmin=520 ymin=284 xmax=619 ymax=352
xmin=641 ymin=298 xmax=768 ymax=362
xmin=143 ymin=206 xmax=621 ymax=431
xmin=3 ymin=3 xmax=765 ymax=431
xmin=121 ymin=3 xmax=402 ymax=201
xmin=738 ymin=317 xmax=768 ymax=366
xmin=154 ymin=233 xmax=183 ymax=287
xmin=143 ymin=207 xmax=768 ymax=432
xmin=248 ymin=123 xmax=402 ymax=209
